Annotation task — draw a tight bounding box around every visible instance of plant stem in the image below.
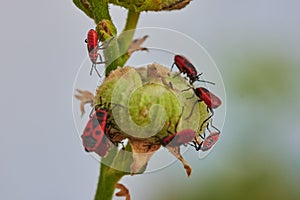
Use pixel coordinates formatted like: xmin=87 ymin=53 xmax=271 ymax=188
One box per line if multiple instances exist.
xmin=89 ymin=0 xmax=111 ymax=24
xmin=119 ymin=10 xmax=140 ymax=53
xmin=94 ymin=164 xmax=123 ymax=200
xmin=73 ymin=0 xmax=94 ymax=19
xmin=105 ymin=10 xmax=140 ymax=75
xmin=94 ymin=146 xmax=132 ymax=200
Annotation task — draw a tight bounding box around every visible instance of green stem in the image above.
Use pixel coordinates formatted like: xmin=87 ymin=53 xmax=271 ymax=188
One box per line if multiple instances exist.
xmin=103 ymin=38 xmax=123 ymax=76
xmin=94 ymin=146 xmax=132 ymax=200
xmin=73 ymin=0 xmax=94 ymax=19
xmin=94 ymin=165 xmax=123 ymax=200
xmin=89 ymin=0 xmax=111 ymax=24
xmin=119 ymin=10 xmax=140 ymax=53
xmin=105 ymin=10 xmax=140 ymax=75
xmin=108 ymin=0 xmax=161 ymax=11
xmin=73 ymin=1 xmax=192 ymax=200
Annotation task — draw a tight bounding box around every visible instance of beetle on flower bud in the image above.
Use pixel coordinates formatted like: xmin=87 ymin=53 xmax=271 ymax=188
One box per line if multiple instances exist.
xmin=81 ymin=108 xmax=113 ymax=157
xmin=85 ymin=29 xmax=107 ymax=77
xmin=171 ymin=55 xmax=202 ymax=84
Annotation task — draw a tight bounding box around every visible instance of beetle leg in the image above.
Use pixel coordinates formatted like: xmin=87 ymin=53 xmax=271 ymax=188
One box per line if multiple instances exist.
xmin=199 ymin=108 xmax=214 ymax=133
xmin=89 ymin=63 xmax=102 ymax=78
xmin=173 ymin=72 xmax=181 ymax=78
xmin=209 ymin=118 xmax=221 ymax=133
xmin=186 ymin=93 xmax=195 ymax=99
xmin=181 ymin=85 xmax=193 ymax=93
xmin=184 ymin=99 xmax=200 ymax=120
xmin=170 ymin=63 xmax=175 ymax=72
xmin=94 ymin=65 xmax=102 ymax=78
xmin=190 ymin=139 xmax=202 ymax=151
xmin=97 ymin=53 xmax=103 ymax=62
xmin=89 ymin=64 xmax=94 ymax=76
xmin=199 ymin=132 xmax=206 ymax=140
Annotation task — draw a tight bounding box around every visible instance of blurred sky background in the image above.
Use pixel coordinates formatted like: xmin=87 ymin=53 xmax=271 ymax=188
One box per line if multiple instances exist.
xmin=1 ymin=0 xmax=300 ymax=199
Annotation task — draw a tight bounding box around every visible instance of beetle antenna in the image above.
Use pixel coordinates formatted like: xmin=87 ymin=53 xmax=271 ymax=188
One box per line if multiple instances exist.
xmin=196 ymin=75 xmax=215 ymax=85
xmin=185 ymin=100 xmax=200 ymax=120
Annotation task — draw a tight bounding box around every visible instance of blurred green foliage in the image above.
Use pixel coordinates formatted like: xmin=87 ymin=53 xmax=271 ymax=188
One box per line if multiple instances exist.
xmin=145 ymin=49 xmax=300 ymax=200
xmin=226 ymin=51 xmax=298 ymax=106
xmin=151 ymin=152 xmax=300 ymax=200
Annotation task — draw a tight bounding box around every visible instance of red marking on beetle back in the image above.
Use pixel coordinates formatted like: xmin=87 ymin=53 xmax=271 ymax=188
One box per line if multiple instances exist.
xmin=86 ymin=29 xmax=99 ymax=64
xmin=194 ymin=87 xmax=222 ymax=109
xmin=81 ymin=108 xmax=112 ymax=156
xmin=94 ymin=135 xmax=113 ymax=157
xmin=173 ymin=55 xmax=200 ymax=84
xmin=85 ymin=29 xmax=106 ymax=77
xmin=201 ymin=132 xmax=220 ymax=151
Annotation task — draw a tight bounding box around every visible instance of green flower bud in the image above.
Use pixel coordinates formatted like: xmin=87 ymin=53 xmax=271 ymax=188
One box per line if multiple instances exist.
xmin=95 ymin=63 xmax=209 ymax=148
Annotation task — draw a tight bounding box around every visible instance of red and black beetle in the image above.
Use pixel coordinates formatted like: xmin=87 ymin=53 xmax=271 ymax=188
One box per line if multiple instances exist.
xmin=81 ymin=98 xmax=124 ymax=156
xmin=191 ymin=131 xmax=220 ymax=151
xmin=161 ymin=107 xmax=196 ymax=147
xmin=85 ymin=29 xmax=107 ymax=77
xmin=193 ymin=87 xmax=222 ymax=109
xmin=171 ymin=55 xmax=216 ymax=85
xmin=81 ymin=107 xmax=113 ymax=157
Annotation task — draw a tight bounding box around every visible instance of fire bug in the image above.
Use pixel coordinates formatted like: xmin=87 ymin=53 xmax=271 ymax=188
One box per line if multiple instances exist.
xmin=81 ymin=98 xmax=124 ymax=156
xmin=161 ymin=128 xmax=196 ymax=147
xmin=192 ymin=131 xmax=220 ymax=151
xmin=185 ymin=87 xmax=222 ymax=132
xmin=161 ymin=107 xmax=196 ymax=147
xmin=193 ymin=87 xmax=222 ymax=110
xmin=200 ymin=131 xmax=220 ymax=151
xmin=194 ymin=87 xmax=221 ymax=131
xmin=85 ymin=29 xmax=106 ymax=77
xmin=81 ymin=108 xmax=113 ymax=157
xmin=171 ymin=55 xmax=214 ymax=85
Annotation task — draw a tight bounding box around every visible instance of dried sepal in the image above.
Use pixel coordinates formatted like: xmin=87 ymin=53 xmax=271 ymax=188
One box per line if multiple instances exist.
xmin=74 ymin=89 xmax=95 ymax=116
xmin=115 ymin=183 xmax=131 ymax=200
xmin=162 ymin=0 xmax=191 ymax=11
xmin=166 ymin=146 xmax=192 ymax=177
xmin=127 ymin=35 xmax=149 ymax=56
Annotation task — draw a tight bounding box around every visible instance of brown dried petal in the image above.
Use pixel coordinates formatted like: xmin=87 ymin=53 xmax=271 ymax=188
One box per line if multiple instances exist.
xmin=128 ymin=35 xmax=149 ymax=56
xmin=163 ymin=0 xmax=191 ymax=11
xmin=115 ymin=183 xmax=131 ymax=200
xmin=74 ymin=89 xmax=95 ymax=116
xmin=166 ymin=146 xmax=192 ymax=177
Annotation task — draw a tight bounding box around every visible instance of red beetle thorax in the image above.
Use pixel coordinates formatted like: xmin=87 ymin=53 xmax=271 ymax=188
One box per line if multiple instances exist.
xmin=87 ymin=29 xmax=99 ymax=63
xmin=195 ymin=87 xmax=222 ymax=109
